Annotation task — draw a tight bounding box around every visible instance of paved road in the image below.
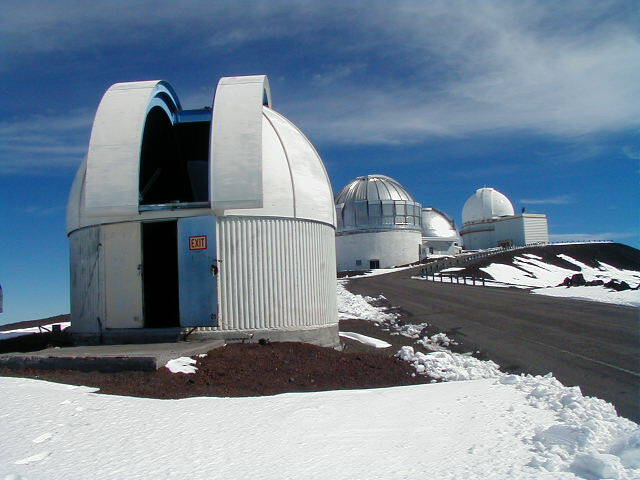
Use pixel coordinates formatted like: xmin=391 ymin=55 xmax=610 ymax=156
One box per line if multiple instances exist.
xmin=346 ymin=268 xmax=640 ymax=422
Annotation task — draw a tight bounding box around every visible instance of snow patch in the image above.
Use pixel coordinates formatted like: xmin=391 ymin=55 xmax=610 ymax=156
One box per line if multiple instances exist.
xmin=164 ymin=357 xmax=197 ymax=374
xmin=532 ymin=285 xmax=640 ymax=307
xmin=0 ymin=322 xmax=70 ymax=340
xmin=396 ymin=346 xmax=502 ymax=381
xmin=339 ymin=332 xmax=391 ymax=348
xmin=337 ymin=281 xmax=397 ymax=322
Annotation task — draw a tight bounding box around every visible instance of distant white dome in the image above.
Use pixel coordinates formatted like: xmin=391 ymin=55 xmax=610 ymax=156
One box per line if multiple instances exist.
xmin=335 ymin=174 xmax=421 ymax=233
xmin=462 ymin=187 xmax=514 ymax=225
xmin=421 ymin=207 xmax=458 ymax=238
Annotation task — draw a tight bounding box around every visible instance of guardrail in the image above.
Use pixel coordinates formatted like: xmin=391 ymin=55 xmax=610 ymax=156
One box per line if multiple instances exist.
xmin=420 ymin=272 xmax=486 ymax=286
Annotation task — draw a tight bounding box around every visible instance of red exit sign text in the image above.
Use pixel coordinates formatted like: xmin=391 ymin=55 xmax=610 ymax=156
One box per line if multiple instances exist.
xmin=189 ymin=235 xmax=207 ymax=251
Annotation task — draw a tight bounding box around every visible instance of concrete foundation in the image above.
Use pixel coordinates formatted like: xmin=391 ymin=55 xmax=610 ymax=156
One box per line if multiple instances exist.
xmin=70 ymin=323 xmax=340 ymax=348
xmin=0 ymin=339 xmax=225 ymax=372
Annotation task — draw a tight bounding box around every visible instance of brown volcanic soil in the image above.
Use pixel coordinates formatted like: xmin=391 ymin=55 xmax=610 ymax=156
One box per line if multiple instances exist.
xmin=456 ymin=242 xmax=640 ymax=279
xmin=0 ymin=341 xmax=429 ymax=399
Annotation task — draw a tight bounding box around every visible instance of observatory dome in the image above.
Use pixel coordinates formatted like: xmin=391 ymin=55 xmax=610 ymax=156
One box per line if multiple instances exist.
xmin=335 ymin=174 xmax=421 ymax=233
xmin=462 ymin=187 xmax=514 ymax=225
xmin=421 ymin=207 xmax=458 ymax=238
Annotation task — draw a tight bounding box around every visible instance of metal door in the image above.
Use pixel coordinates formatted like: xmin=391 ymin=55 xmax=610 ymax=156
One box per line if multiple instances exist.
xmin=177 ymin=216 xmax=219 ymax=327
xmin=102 ymin=222 xmax=144 ymax=328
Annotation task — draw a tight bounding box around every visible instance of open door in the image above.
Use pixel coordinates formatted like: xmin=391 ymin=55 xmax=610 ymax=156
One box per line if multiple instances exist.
xmin=102 ymin=222 xmax=144 ymax=328
xmin=178 ymin=216 xmax=219 ymax=327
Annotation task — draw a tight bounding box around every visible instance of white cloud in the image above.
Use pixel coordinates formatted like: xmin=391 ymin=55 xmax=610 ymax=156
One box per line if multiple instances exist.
xmin=520 ymin=195 xmax=574 ymax=205
xmin=3 ymin=1 xmax=638 ymax=148
xmin=0 ymin=110 xmax=91 ymax=174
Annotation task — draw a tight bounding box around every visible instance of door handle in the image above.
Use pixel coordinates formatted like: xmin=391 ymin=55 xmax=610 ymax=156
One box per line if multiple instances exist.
xmin=210 ymin=260 xmax=220 ymax=276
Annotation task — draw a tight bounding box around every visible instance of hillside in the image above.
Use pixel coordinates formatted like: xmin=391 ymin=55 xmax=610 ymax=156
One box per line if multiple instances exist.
xmin=458 ymin=242 xmax=640 ymax=278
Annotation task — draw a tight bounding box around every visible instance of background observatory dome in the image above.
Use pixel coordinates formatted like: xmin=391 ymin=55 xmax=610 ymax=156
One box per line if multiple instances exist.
xmin=462 ymin=187 xmax=514 ymax=225
xmin=421 ymin=207 xmax=458 ymax=238
xmin=335 ymin=174 xmax=421 ymax=233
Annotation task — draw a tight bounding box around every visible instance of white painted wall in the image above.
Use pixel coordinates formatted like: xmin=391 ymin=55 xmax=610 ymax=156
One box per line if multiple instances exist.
xmin=336 ymin=230 xmax=422 ymax=271
xmin=461 ymin=214 xmax=549 ymax=250
xmin=217 ymin=216 xmax=336 ymax=330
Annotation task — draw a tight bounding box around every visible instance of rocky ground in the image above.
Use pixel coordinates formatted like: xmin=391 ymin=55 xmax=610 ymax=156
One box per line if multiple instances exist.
xmin=0 ymin=326 xmax=430 ymax=398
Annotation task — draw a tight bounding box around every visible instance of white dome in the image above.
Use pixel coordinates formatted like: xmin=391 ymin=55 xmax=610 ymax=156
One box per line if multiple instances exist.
xmin=335 ymin=174 xmax=421 ymax=233
xmin=462 ymin=187 xmax=514 ymax=225
xmin=421 ymin=207 xmax=458 ymax=238
xmin=67 ymin=78 xmax=335 ymax=234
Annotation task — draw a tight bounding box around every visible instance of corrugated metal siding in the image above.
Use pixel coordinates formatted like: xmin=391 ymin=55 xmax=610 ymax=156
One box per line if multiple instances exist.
xmin=69 ymin=226 xmax=105 ymax=333
xmin=217 ymin=216 xmax=337 ymax=330
xmin=524 ymin=216 xmax=549 ymax=244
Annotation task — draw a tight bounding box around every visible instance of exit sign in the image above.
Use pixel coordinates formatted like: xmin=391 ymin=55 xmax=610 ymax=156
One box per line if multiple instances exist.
xmin=189 ymin=235 xmax=208 ymax=250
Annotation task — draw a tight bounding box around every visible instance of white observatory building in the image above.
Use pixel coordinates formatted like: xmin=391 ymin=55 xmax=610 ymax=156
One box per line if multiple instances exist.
xmin=67 ymin=75 xmax=338 ymax=346
xmin=335 ymin=175 xmax=422 ymax=271
xmin=420 ymin=207 xmax=461 ymax=257
xmin=460 ymin=187 xmax=549 ymax=250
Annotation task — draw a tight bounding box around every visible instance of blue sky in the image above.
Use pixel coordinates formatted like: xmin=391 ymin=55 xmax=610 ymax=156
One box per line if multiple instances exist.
xmin=1 ymin=0 xmax=638 ymax=324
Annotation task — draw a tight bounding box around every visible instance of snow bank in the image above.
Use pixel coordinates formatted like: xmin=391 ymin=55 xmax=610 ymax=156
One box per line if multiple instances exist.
xmin=164 ymin=357 xmax=197 ymax=374
xmin=2 ymin=374 xmax=637 ymax=480
xmin=481 ymin=254 xmax=640 ymax=290
xmin=339 ymin=332 xmax=391 ymax=348
xmin=0 ymin=322 xmax=70 ymax=340
xmin=500 ymin=374 xmax=639 ymax=478
xmin=394 ymin=346 xmax=640 ymax=478
xmin=532 ymin=285 xmax=640 ymax=307
xmin=342 ymin=265 xmax=417 ymax=278
xmin=397 ymin=346 xmax=502 ymax=381
xmin=466 ymin=254 xmax=640 ymax=306
xmin=336 ymin=281 xmax=396 ymax=322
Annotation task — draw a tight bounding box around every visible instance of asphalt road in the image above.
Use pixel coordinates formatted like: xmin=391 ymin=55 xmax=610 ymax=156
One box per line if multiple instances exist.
xmin=345 ymin=268 xmax=640 ymax=422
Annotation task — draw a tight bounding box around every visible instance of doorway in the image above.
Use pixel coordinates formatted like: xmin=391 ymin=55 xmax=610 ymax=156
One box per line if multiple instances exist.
xmin=142 ymin=221 xmax=180 ymax=328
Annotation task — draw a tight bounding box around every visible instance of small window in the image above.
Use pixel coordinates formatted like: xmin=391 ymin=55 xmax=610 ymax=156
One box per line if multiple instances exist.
xmin=355 ymin=260 xmax=362 ymax=266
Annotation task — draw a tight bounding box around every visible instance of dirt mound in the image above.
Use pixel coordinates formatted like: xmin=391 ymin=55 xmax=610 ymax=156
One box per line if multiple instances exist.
xmin=0 ymin=341 xmax=428 ymax=399
xmin=457 ymin=243 xmax=640 ymax=279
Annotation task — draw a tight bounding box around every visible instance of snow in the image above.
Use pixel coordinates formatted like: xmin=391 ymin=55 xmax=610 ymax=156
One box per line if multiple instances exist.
xmin=416 ymin=332 xmax=457 ymax=350
xmin=481 ymin=254 xmax=640 ymax=290
xmin=337 ymin=280 xmax=396 ymax=322
xmin=341 ymin=265 xmax=417 ymax=278
xmin=164 ymin=357 xmax=197 ymax=374
xmin=397 ymin=346 xmax=502 ymax=381
xmin=532 ymin=285 xmax=640 ymax=307
xmin=416 ymin=253 xmax=640 ymax=306
xmin=0 ymin=281 xmax=638 ymax=479
xmin=339 ymin=331 xmax=391 ymax=348
xmin=1 ymin=374 xmax=637 ymax=479
xmin=0 ymin=322 xmax=70 ymax=340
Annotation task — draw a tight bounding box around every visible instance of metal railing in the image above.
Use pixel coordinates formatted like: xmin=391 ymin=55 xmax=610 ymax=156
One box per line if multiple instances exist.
xmin=421 ymin=272 xmax=486 ymax=286
xmin=419 ymin=240 xmax=614 ymax=277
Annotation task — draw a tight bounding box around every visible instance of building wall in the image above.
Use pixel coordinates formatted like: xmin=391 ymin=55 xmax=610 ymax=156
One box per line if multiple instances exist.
xmin=461 ymin=214 xmax=549 ymax=250
xmin=494 ymin=217 xmax=526 ymax=247
xmin=217 ymin=216 xmax=337 ymax=330
xmin=460 ymin=225 xmax=495 ymax=250
xmin=336 ymin=230 xmax=422 ymax=271
xmin=421 ymin=238 xmax=459 ymax=256
xmin=71 ymin=216 xmax=338 ymax=336
xmin=523 ymin=215 xmax=549 ymax=244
